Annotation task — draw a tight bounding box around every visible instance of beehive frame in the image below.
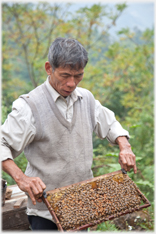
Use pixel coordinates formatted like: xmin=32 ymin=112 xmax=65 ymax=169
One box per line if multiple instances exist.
xmin=42 ymin=170 xmax=151 ymax=232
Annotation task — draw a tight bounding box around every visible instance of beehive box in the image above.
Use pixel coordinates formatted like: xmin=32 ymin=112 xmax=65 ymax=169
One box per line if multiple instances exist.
xmin=46 ymin=170 xmax=150 ymax=231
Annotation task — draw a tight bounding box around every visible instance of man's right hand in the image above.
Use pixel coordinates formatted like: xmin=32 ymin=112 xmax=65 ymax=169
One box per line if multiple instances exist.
xmin=2 ymin=159 xmax=46 ymax=205
xmin=17 ymin=174 xmax=46 ymax=205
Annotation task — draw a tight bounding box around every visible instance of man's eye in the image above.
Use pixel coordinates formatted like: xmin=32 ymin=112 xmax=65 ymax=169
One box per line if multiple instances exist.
xmin=76 ymin=75 xmax=82 ymax=79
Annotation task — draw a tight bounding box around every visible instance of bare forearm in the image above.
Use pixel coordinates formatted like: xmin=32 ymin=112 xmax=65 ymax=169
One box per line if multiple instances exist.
xmin=2 ymin=159 xmax=25 ymax=184
xmin=116 ymin=136 xmax=137 ymax=174
xmin=2 ymin=159 xmax=46 ymax=205
xmin=115 ymin=136 xmax=131 ymax=150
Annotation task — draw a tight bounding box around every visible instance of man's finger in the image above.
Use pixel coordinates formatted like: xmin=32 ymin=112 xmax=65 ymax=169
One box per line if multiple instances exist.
xmin=38 ymin=179 xmax=46 ymax=191
xmin=119 ymin=157 xmax=127 ymax=172
xmin=133 ymin=163 xmax=137 ymax=174
xmin=36 ymin=198 xmax=43 ymax=203
xmin=35 ymin=180 xmax=44 ymax=195
xmin=119 ymin=154 xmax=128 ymax=169
xmin=29 ymin=181 xmax=41 ymax=197
xmin=129 ymin=153 xmax=137 ymax=173
xmin=129 ymin=153 xmax=136 ymax=166
xmin=27 ymin=187 xmax=36 ymax=205
xmin=125 ymin=156 xmax=132 ymax=167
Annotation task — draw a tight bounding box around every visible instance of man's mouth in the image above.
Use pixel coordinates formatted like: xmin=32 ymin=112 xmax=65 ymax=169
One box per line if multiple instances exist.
xmin=63 ymin=90 xmax=72 ymax=94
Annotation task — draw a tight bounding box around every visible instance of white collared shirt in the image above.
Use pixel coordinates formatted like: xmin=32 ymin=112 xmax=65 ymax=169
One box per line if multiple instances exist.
xmin=1 ymin=76 xmax=129 ymax=221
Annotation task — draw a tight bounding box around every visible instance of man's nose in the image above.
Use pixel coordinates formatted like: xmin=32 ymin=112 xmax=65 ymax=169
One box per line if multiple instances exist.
xmin=67 ymin=77 xmax=76 ymax=88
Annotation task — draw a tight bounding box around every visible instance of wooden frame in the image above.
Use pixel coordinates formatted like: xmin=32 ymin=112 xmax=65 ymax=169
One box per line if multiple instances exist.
xmin=42 ymin=170 xmax=151 ymax=232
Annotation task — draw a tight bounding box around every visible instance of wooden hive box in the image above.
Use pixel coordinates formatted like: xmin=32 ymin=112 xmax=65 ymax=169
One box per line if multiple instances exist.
xmin=45 ymin=170 xmax=150 ymax=231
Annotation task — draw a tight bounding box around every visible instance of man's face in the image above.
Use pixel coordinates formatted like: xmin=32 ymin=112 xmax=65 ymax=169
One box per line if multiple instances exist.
xmin=48 ymin=65 xmax=84 ymax=97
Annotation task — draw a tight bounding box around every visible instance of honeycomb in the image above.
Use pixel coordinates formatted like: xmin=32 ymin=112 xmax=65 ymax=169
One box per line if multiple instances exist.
xmin=47 ymin=171 xmax=148 ymax=231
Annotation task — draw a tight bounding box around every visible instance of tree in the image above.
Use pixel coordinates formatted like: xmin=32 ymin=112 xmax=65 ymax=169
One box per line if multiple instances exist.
xmin=2 ymin=3 xmax=154 ymax=230
xmin=2 ymin=2 xmax=127 ymax=88
xmin=90 ymin=28 xmax=154 ymax=209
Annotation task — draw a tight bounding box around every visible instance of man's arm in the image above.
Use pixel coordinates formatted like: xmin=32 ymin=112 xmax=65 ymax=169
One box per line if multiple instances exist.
xmin=2 ymin=159 xmax=46 ymax=205
xmin=94 ymin=100 xmax=137 ymax=173
xmin=1 ymin=98 xmax=46 ymax=205
xmin=116 ymin=136 xmax=137 ymax=173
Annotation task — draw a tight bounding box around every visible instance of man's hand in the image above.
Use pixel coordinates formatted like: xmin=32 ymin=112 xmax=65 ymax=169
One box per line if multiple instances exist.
xmin=116 ymin=136 xmax=137 ymax=174
xmin=2 ymin=159 xmax=46 ymax=205
xmin=16 ymin=174 xmax=46 ymax=205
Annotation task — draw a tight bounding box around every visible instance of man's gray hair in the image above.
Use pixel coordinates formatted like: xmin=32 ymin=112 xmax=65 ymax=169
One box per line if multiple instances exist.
xmin=48 ymin=37 xmax=88 ymax=71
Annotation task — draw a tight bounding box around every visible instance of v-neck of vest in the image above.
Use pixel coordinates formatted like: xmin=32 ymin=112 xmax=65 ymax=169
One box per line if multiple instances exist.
xmin=42 ymin=82 xmax=78 ymax=132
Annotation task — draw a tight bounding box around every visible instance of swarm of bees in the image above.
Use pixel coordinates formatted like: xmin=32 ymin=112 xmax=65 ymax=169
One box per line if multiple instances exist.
xmin=47 ymin=174 xmax=145 ymax=230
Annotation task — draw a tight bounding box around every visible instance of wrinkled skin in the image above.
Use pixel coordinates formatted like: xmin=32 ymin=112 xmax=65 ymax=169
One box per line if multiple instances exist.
xmin=45 ymin=62 xmax=84 ymax=97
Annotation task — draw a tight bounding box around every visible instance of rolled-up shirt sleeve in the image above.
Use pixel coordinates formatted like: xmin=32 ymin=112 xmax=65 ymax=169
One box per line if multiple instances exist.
xmin=1 ymin=98 xmax=36 ymax=162
xmin=94 ymin=100 xmax=130 ymax=145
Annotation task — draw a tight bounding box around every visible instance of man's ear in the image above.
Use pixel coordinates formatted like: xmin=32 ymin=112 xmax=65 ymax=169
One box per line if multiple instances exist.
xmin=45 ymin=61 xmax=52 ymax=75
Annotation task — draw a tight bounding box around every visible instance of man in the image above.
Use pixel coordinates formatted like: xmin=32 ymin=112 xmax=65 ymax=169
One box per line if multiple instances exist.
xmin=1 ymin=37 xmax=136 ymax=230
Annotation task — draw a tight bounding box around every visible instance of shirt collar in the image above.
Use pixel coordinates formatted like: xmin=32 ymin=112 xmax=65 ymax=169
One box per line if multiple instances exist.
xmin=45 ymin=76 xmax=82 ymax=103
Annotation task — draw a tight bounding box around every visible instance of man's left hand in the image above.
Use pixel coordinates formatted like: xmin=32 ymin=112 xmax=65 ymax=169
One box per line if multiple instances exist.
xmin=116 ymin=136 xmax=137 ymax=174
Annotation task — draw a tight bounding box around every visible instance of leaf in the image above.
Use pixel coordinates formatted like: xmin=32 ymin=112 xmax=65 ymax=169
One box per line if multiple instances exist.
xmin=129 ymin=135 xmax=135 ymax=139
xmin=107 ymin=163 xmax=121 ymax=170
xmin=136 ymin=180 xmax=154 ymax=189
xmin=135 ymin=156 xmax=142 ymax=162
xmin=116 ymin=3 xmax=127 ymax=12
xmin=130 ymin=124 xmax=141 ymax=129
xmin=105 ymin=152 xmax=119 ymax=157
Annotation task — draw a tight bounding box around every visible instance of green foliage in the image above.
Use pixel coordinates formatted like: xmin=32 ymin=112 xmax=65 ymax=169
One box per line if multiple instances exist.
xmin=14 ymin=152 xmax=28 ymax=172
xmin=2 ymin=2 xmax=126 ymax=112
xmin=2 ymin=171 xmax=15 ymax=186
xmin=1 ymin=105 xmax=9 ymax=124
xmin=2 ymin=2 xmax=154 ymax=231
xmin=136 ymin=180 xmax=154 ymax=190
xmin=134 ymin=206 xmax=154 ymax=231
xmin=97 ymin=220 xmax=119 ymax=231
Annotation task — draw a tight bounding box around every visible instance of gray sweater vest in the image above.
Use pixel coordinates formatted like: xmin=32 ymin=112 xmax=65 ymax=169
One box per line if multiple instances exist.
xmin=20 ymin=82 xmax=96 ymax=210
